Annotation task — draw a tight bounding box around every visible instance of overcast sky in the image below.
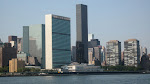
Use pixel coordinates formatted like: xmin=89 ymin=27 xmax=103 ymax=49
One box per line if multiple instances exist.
xmin=0 ymin=0 xmax=150 ymax=53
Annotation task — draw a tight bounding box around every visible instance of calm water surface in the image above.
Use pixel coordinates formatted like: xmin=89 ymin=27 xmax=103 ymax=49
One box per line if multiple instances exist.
xmin=0 ymin=74 xmax=150 ymax=84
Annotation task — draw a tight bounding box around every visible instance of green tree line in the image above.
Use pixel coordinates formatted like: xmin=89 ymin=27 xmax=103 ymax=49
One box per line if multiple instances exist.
xmin=17 ymin=68 xmax=40 ymax=72
xmin=0 ymin=67 xmax=40 ymax=73
xmin=102 ymin=65 xmax=143 ymax=71
xmin=0 ymin=66 xmax=9 ymax=72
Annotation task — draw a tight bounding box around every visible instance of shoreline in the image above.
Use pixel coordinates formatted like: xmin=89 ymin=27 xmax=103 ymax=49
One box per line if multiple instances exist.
xmin=0 ymin=71 xmax=149 ymax=77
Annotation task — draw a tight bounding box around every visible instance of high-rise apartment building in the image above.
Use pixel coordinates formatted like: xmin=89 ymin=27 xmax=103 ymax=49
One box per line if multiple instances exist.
xmin=106 ymin=40 xmax=121 ymax=66
xmin=0 ymin=43 xmax=17 ymax=67
xmin=23 ymin=24 xmax=45 ymax=68
xmin=76 ymin=4 xmax=88 ymax=63
xmin=45 ymin=14 xmax=71 ymax=69
xmin=88 ymin=34 xmax=94 ymax=41
xmin=124 ymin=39 xmax=140 ymax=67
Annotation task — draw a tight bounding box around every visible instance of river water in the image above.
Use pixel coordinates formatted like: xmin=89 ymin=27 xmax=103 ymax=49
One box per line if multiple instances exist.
xmin=0 ymin=74 xmax=150 ymax=84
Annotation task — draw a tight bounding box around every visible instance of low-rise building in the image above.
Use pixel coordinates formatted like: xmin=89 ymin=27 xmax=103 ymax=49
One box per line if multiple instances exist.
xmin=28 ymin=56 xmax=40 ymax=66
xmin=17 ymin=51 xmax=29 ymax=64
xmin=25 ymin=66 xmax=41 ymax=69
xmin=9 ymin=58 xmax=25 ymax=72
xmin=61 ymin=62 xmax=103 ymax=72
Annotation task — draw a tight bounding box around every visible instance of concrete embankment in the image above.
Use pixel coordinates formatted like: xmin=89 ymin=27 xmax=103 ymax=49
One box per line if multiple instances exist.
xmin=0 ymin=71 xmax=149 ymax=77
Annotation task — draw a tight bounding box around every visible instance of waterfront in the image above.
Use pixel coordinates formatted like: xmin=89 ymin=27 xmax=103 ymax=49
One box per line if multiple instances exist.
xmin=0 ymin=74 xmax=150 ymax=84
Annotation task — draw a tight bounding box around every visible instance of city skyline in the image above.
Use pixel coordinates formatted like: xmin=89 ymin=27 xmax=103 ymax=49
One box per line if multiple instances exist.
xmin=0 ymin=0 xmax=150 ymax=53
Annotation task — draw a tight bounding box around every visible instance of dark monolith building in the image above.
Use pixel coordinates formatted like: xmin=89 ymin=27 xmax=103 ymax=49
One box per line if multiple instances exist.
xmin=76 ymin=4 xmax=88 ymax=63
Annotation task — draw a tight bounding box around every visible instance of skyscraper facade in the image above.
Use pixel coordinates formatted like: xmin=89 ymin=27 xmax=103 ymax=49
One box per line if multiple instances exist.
xmin=124 ymin=39 xmax=140 ymax=67
xmin=23 ymin=24 xmax=45 ymax=68
xmin=45 ymin=14 xmax=71 ymax=69
xmin=106 ymin=40 xmax=121 ymax=66
xmin=76 ymin=4 xmax=88 ymax=63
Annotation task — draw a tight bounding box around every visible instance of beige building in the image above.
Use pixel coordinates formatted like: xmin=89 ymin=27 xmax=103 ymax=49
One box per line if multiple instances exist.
xmin=9 ymin=58 xmax=25 ymax=72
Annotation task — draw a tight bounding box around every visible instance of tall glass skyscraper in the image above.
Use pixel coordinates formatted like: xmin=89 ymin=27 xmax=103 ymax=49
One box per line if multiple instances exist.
xmin=23 ymin=24 xmax=45 ymax=68
xmin=23 ymin=26 xmax=29 ymax=54
xmin=45 ymin=14 xmax=71 ymax=69
xmin=76 ymin=4 xmax=88 ymax=63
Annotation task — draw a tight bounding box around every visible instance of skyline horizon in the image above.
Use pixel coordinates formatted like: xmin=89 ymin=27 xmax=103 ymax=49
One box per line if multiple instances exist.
xmin=0 ymin=0 xmax=150 ymax=53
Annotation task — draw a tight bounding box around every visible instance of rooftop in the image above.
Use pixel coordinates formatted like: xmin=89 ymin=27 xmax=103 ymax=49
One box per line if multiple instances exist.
xmin=125 ymin=39 xmax=139 ymax=42
xmin=107 ymin=40 xmax=120 ymax=43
